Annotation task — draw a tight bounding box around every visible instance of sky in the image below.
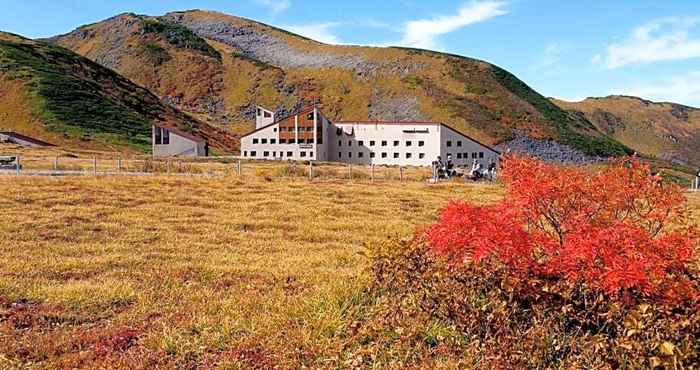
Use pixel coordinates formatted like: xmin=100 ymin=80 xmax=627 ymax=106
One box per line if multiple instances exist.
xmin=2 ymin=0 xmax=700 ymax=106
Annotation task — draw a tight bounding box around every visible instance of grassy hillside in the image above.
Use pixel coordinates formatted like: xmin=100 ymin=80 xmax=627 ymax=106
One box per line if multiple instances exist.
xmin=553 ymin=96 xmax=700 ymax=166
xmin=0 ymin=32 xmax=236 ymax=152
xmin=50 ymin=10 xmax=631 ymax=158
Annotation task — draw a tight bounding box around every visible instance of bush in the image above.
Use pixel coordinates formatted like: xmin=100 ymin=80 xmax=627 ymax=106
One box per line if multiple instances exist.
xmin=343 ymin=239 xmax=699 ymax=368
xmin=427 ymin=156 xmax=698 ymax=304
xmin=341 ymin=157 xmax=699 ymax=368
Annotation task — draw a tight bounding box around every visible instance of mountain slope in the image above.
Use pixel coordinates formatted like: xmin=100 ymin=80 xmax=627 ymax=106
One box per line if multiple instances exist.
xmin=553 ymin=96 xmax=700 ymax=166
xmin=50 ymin=10 xmax=631 ymax=158
xmin=0 ymin=31 xmax=235 ymax=152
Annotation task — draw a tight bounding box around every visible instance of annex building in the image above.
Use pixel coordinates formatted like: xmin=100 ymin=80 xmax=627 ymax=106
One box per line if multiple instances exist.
xmin=240 ymin=106 xmax=500 ymax=167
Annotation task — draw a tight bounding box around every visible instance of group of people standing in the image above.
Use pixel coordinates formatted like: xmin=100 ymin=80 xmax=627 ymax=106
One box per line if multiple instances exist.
xmin=432 ymin=154 xmax=497 ymax=182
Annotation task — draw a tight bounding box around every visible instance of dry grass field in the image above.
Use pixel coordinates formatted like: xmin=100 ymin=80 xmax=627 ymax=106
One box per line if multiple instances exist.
xmin=0 ymin=173 xmax=507 ymax=368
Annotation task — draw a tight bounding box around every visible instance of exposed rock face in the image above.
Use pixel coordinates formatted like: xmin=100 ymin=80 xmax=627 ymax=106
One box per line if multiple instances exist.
xmin=163 ymin=13 xmax=373 ymax=72
xmin=368 ymin=93 xmax=425 ymax=121
xmin=497 ymin=132 xmax=599 ymax=164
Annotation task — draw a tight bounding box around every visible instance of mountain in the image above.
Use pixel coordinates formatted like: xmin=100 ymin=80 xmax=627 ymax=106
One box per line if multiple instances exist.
xmin=48 ymin=10 xmax=631 ymax=159
xmin=553 ymin=96 xmax=700 ymax=166
xmin=0 ymin=32 xmax=236 ymax=152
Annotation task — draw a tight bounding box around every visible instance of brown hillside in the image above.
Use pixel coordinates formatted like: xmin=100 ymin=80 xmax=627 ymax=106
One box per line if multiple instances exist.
xmin=0 ymin=31 xmax=236 ymax=153
xmin=49 ymin=10 xmax=630 ymax=158
xmin=553 ymin=96 xmax=700 ymax=166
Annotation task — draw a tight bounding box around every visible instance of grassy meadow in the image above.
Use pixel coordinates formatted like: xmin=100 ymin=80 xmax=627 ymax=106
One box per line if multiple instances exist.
xmin=0 ymin=173 xmax=506 ymax=368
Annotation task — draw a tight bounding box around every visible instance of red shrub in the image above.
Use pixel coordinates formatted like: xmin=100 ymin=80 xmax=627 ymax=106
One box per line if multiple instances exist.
xmin=426 ymin=156 xmax=699 ymax=303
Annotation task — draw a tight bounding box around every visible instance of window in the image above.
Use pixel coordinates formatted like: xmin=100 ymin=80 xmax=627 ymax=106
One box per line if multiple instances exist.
xmin=257 ymin=108 xmax=262 ymax=116
xmin=300 ymin=152 xmax=307 ymax=158
xmin=348 ymin=152 xmax=353 ymax=158
xmin=406 ymin=153 xmax=412 ymax=159
xmin=457 ymin=141 xmax=462 ymax=147
xmin=358 ymin=140 xmax=364 ymax=146
xmin=393 ymin=141 xmax=399 ymax=147
xmin=479 ymin=152 xmax=484 ymax=158
xmin=289 ymin=139 xmax=296 ymax=144
xmin=447 ymin=141 xmax=452 ymax=147
xmin=472 ymin=152 xmax=477 ymax=159
xmin=306 ymin=139 xmax=314 ymax=144
xmin=162 ymin=129 xmax=170 ymax=145
xmin=419 ymin=153 xmax=425 ymax=159
xmin=264 ymin=111 xmax=272 ymax=118
xmin=250 ymin=151 xmax=257 ymax=157
xmin=309 ymin=152 xmax=314 ymax=158
xmin=338 ymin=140 xmax=342 ymax=147
xmin=307 ymin=112 xmax=315 ymax=120
xmin=358 ymin=152 xmax=364 ymax=158
xmin=370 ymin=152 xmax=376 ymax=158
xmin=406 ymin=141 xmax=412 ymax=147
xmin=393 ymin=153 xmax=399 ymax=159
xmin=273 ymin=128 xmax=277 ymax=132
xmin=252 ymin=138 xmax=259 ymax=144
xmin=155 ymin=127 xmax=162 ymax=144
xmin=261 ymin=139 xmax=268 ymax=144
xmin=264 ymin=151 xmax=270 ymax=157
xmin=270 ymin=139 xmax=276 ymax=144
xmin=382 ymin=153 xmax=388 ymax=158
xmin=418 ymin=141 xmax=425 ymax=147
xmin=370 ymin=141 xmax=376 ymax=146
xmin=348 ymin=141 xmax=353 ymax=147
xmin=382 ymin=141 xmax=388 ymax=147
xmin=457 ymin=153 xmax=462 ymax=159
xmin=279 ymin=139 xmax=286 ymax=144
xmin=244 ymin=151 xmax=248 ymax=157
xmin=287 ymin=151 xmax=293 ymax=157
xmin=272 ymin=151 xmax=277 ymax=157
xmin=339 ymin=152 xmax=342 ymax=158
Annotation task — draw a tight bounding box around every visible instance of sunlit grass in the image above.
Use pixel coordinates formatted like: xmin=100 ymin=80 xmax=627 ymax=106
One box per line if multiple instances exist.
xmin=0 ymin=174 xmax=504 ymax=367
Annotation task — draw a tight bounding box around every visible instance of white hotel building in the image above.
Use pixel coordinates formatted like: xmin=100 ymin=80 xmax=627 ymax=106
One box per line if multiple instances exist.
xmin=240 ymin=106 xmax=500 ymax=167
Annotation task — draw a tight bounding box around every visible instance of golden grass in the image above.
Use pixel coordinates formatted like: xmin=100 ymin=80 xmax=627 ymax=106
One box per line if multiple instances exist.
xmin=0 ymin=174 xmax=505 ymax=368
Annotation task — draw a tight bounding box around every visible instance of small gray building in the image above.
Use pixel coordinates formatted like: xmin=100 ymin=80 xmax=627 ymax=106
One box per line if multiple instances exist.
xmin=152 ymin=124 xmax=207 ymax=157
xmin=0 ymin=131 xmax=53 ymax=147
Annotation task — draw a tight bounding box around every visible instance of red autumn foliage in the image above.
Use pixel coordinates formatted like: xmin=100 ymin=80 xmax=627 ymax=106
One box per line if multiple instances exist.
xmin=427 ymin=156 xmax=699 ymax=303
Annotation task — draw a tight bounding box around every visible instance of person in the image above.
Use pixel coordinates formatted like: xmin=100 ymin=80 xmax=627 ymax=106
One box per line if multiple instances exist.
xmin=696 ymin=169 xmax=700 ymax=189
xmin=435 ymin=156 xmax=446 ymax=179
xmin=446 ymin=154 xmax=455 ymax=178
xmin=470 ymin=160 xmax=483 ymax=180
xmin=488 ymin=161 xmax=497 ymax=180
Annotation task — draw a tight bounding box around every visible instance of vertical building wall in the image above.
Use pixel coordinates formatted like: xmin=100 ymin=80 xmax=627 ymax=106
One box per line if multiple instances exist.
xmin=440 ymin=126 xmax=500 ymax=167
xmin=255 ymin=106 xmax=275 ymax=129
xmin=152 ymin=126 xmax=206 ymax=157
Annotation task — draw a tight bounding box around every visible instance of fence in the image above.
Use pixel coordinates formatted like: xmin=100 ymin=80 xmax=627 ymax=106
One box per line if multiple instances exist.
xmin=0 ymin=155 xmax=439 ymax=183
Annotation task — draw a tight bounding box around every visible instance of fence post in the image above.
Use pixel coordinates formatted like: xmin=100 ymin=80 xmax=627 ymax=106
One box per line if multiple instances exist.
xmin=400 ymin=166 xmax=404 ymax=182
xmin=167 ymin=160 xmax=171 ymax=175
xmin=93 ymin=157 xmax=97 ymax=176
xmin=308 ymin=161 xmax=313 ymax=181
xmin=237 ymin=160 xmax=241 ymax=176
xmin=16 ymin=156 xmax=20 ymax=176
xmin=54 ymin=156 xmax=59 ymax=171
xmin=117 ymin=156 xmax=122 ymax=174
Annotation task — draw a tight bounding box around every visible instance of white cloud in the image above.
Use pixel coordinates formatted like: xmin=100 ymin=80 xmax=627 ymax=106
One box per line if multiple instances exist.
xmin=285 ymin=22 xmax=343 ymax=44
xmin=600 ymin=17 xmax=700 ymax=69
xmin=398 ymin=1 xmax=507 ymax=50
xmin=254 ymin=0 xmax=291 ymax=14
xmin=533 ymin=42 xmax=570 ymax=71
xmin=617 ymin=71 xmax=700 ymax=106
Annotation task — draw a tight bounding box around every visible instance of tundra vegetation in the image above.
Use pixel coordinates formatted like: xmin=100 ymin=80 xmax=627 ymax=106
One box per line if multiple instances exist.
xmin=0 ymin=157 xmax=698 ymax=369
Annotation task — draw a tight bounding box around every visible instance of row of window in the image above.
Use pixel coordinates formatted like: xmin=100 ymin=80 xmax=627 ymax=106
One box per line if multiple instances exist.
xmin=252 ymin=138 xmax=317 ymax=144
xmin=339 ymin=140 xmax=426 ymax=147
xmin=244 ymin=151 xmax=315 ymax=158
xmin=278 ymin=127 xmax=314 ymax=132
xmin=335 ymin=152 xmax=486 ymax=160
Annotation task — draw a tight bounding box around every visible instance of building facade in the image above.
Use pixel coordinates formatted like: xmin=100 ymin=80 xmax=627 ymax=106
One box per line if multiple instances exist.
xmin=152 ymin=124 xmax=207 ymax=157
xmin=240 ymin=107 xmax=500 ymax=167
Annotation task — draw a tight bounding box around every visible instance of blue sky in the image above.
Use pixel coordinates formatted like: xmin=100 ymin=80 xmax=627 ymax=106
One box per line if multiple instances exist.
xmin=2 ymin=0 xmax=700 ymax=106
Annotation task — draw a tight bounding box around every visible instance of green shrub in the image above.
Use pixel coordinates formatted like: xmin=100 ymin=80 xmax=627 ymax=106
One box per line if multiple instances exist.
xmin=141 ymin=19 xmax=220 ymax=60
